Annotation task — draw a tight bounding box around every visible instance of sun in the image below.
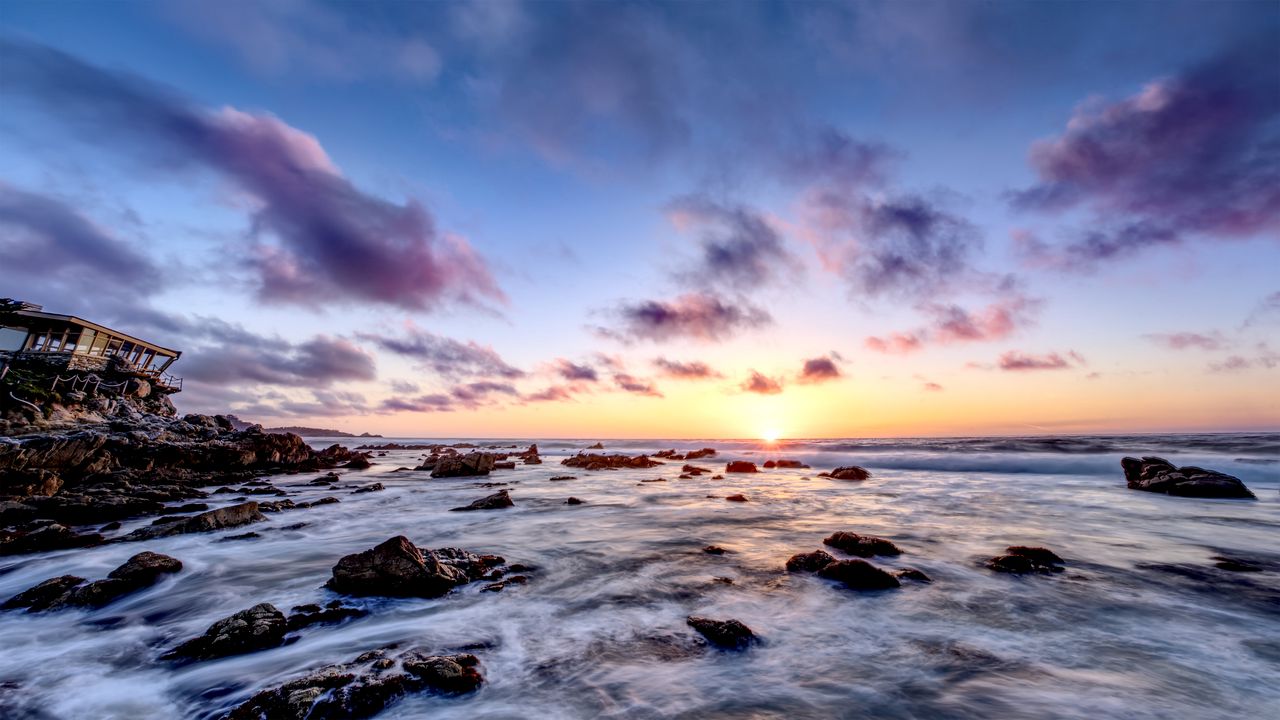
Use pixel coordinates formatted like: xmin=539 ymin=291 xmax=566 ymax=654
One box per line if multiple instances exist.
xmin=761 ymin=429 xmax=781 ymax=444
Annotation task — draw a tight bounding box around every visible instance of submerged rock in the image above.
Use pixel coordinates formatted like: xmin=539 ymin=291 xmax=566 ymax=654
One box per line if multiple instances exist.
xmin=164 ymin=603 xmax=287 ymax=661
xmin=125 ymin=501 xmax=266 ymax=540
xmin=785 ymin=550 xmax=836 ymax=572
xmin=286 ymin=601 xmax=368 ymax=631
xmin=449 ymin=489 xmax=514 ymax=512
xmin=815 ymin=559 xmax=901 ymax=590
xmin=1121 ymin=456 xmax=1255 ymax=499
xmin=895 ymin=568 xmax=933 ymax=583
xmin=352 ymin=483 xmax=384 ymax=494
xmin=725 ymin=461 xmax=758 ymax=473
xmin=703 ymin=545 xmax=729 ymax=555
xmin=822 ymin=531 xmax=902 ymax=558
xmin=326 ymin=536 xmax=504 ymax=598
xmin=1 ymin=575 xmax=87 ymax=612
xmin=763 ymin=459 xmax=808 ymax=469
xmin=0 ymin=521 xmax=103 ymax=555
xmin=986 ymin=546 xmax=1065 ymax=574
xmin=687 ymin=616 xmax=756 ymax=650
xmin=2 ymin=551 xmax=181 ymax=611
xmin=825 ymin=466 xmax=872 ymax=481
xmin=724 ymin=494 xmax=749 ymax=502
xmin=565 ymin=497 xmax=585 ymax=505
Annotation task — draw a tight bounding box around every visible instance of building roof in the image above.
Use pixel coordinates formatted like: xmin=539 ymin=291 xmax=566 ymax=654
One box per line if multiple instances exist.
xmin=15 ymin=310 xmax=182 ymax=357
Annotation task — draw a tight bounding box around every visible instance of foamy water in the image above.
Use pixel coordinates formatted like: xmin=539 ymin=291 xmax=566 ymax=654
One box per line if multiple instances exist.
xmin=1 ymin=435 xmax=1277 ymax=719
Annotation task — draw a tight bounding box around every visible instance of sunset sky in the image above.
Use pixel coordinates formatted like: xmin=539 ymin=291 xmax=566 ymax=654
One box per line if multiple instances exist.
xmin=2 ymin=0 xmax=1277 ymax=438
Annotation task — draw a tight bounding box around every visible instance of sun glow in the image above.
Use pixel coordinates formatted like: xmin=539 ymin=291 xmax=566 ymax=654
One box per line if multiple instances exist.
xmin=761 ymin=429 xmax=781 ymax=444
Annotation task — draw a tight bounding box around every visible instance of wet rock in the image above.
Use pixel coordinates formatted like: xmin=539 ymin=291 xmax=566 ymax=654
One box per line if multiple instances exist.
xmin=725 ymin=461 xmax=758 ymax=473
xmin=0 ymin=521 xmax=103 ymax=555
xmin=286 ymin=600 xmax=368 ymax=631
xmin=639 ymin=478 xmax=666 ymax=483
xmin=816 ymin=559 xmax=901 ymax=590
xmin=0 ymin=500 xmax=38 ymax=524
xmin=449 ymin=489 xmax=514 ymax=512
xmin=763 ymin=459 xmax=808 ymax=469
xmin=352 ymin=483 xmax=384 ymax=494
xmin=785 ymin=550 xmax=836 ymax=572
xmin=257 ymin=500 xmax=296 ymax=513
xmin=703 ymin=545 xmax=729 ymax=555
xmin=219 ymin=531 xmax=260 ymax=542
xmin=986 ymin=546 xmax=1065 ymax=574
xmin=587 ymin=442 xmax=605 ymax=449
xmin=98 ymin=521 xmax=121 ymax=532
xmin=2 ymin=575 xmax=86 ymax=611
xmin=493 ymin=461 xmax=516 ymax=470
xmin=562 ymin=453 xmax=662 ymax=470
xmin=1121 ymin=456 xmax=1255 ymax=499
xmin=1213 ymin=556 xmax=1264 ymax=572
xmin=297 ymin=497 xmax=340 ymax=509
xmin=164 ymin=603 xmax=288 ymax=661
xmin=549 ymin=475 xmax=576 ymax=482
xmin=430 ymin=452 xmax=497 ymax=478
xmin=685 ymin=448 xmax=717 ymax=460
xmin=724 ymin=494 xmax=748 ymax=502
xmin=520 ymin=444 xmax=541 ymax=465
xmin=826 ymin=466 xmax=872 ymax=481
xmin=326 ymin=536 xmax=503 ymax=598
xmin=565 ymin=497 xmax=584 ymax=505
xmin=823 ymin=531 xmax=902 ymax=558
xmin=686 ymin=616 xmax=756 ymax=650
xmin=895 ymin=568 xmax=933 ymax=583
xmin=480 ymin=575 xmax=528 ymax=592
xmin=344 ymin=455 xmax=373 ymax=470
xmin=108 ymin=551 xmax=183 ymax=586
xmin=681 ymin=464 xmax=710 ymax=475
xmin=125 ymin=501 xmax=266 ymax=540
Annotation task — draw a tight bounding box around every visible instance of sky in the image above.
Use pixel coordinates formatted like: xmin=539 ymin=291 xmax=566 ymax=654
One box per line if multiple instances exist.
xmin=1 ymin=0 xmax=1277 ymax=439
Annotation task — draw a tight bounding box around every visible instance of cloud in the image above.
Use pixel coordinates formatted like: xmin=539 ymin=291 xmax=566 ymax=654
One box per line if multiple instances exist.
xmin=1143 ymin=332 xmax=1225 ymax=351
xmin=553 ymin=359 xmax=599 ymax=382
xmin=525 ymin=385 xmax=576 ymax=403
xmin=180 ymin=331 xmax=376 ymax=388
xmin=922 ymin=381 xmax=944 ymax=392
xmin=1208 ymin=343 xmax=1280 ymax=372
xmin=666 ymin=195 xmax=798 ymax=289
xmin=601 ymin=292 xmax=771 ymax=343
xmin=864 ymin=332 xmax=925 ymax=355
xmin=1012 ymin=40 xmax=1280 ymax=268
xmin=449 ymin=381 xmax=521 ymax=408
xmin=997 ymin=350 xmax=1085 ymax=371
xmin=740 ymin=370 xmax=783 ymax=395
xmin=613 ymin=373 xmax=662 ymax=397
xmin=380 ymin=393 xmax=456 ymax=413
xmin=653 ymin=357 xmax=722 ymax=379
xmin=0 ymin=38 xmax=502 ymax=312
xmin=1244 ymin=291 xmax=1280 ymax=328
xmin=797 ymin=356 xmax=842 ymax=384
xmin=358 ymin=326 xmax=523 ymax=379
xmin=865 ymin=294 xmax=1040 ymax=353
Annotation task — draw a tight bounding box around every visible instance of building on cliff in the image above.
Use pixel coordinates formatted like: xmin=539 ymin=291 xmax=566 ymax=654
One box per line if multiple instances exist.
xmin=0 ymin=303 xmax=182 ymax=392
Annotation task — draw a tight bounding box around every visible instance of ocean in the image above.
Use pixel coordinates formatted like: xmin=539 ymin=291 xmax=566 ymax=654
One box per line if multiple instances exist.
xmin=1 ymin=433 xmax=1276 ymax=718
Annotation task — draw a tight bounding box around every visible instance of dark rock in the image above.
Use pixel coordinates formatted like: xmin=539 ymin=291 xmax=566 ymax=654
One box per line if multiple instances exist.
xmin=493 ymin=461 xmax=516 ymax=470
xmin=430 ymin=452 xmax=497 ymax=478
xmin=823 ymin=531 xmax=902 ymax=558
xmin=0 ymin=522 xmax=103 ymax=555
xmin=549 ymin=475 xmax=576 ymax=482
xmin=125 ymin=501 xmax=266 ymax=540
xmin=562 ymin=453 xmax=662 ymax=471
xmin=703 ymin=545 xmax=729 ymax=555
xmin=785 ymin=550 xmax=836 ymax=572
xmin=587 ymin=442 xmax=605 ymax=449
xmin=724 ymin=494 xmax=748 ymax=502
xmin=99 ymin=521 xmax=122 ymax=532
xmin=816 ymin=559 xmax=901 ymax=590
xmin=345 ymin=455 xmax=373 ymax=470
xmin=1121 ymin=456 xmax=1255 ymax=499
xmin=1213 ymin=556 xmax=1264 ymax=572
xmin=480 ymin=575 xmax=528 ymax=592
xmin=725 ymin=461 xmax=757 ymax=473
xmin=565 ymin=497 xmax=584 ymax=505
xmin=286 ymin=601 xmax=368 ymax=631
xmin=686 ymin=616 xmax=756 ymax=650
xmin=685 ymin=448 xmax=717 ymax=460
xmin=764 ymin=459 xmax=808 ymax=469
xmin=895 ymin=568 xmax=932 ymax=583
xmin=107 ymin=551 xmax=183 ymax=586
xmin=449 ymin=489 xmax=514 ymax=512
xmin=827 ymin=466 xmax=871 ymax=481
xmin=2 ymin=575 xmax=86 ymax=611
xmin=326 ymin=536 xmax=503 ymax=598
xmin=219 ymin=531 xmax=260 ymax=542
xmin=986 ymin=546 xmax=1065 ymax=574
xmin=640 ymin=478 xmax=666 ymax=483
xmin=165 ymin=603 xmax=288 ymax=661
xmin=352 ymin=483 xmax=384 ymax=494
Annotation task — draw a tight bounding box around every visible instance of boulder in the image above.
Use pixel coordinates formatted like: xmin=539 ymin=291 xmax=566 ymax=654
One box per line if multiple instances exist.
xmin=826 ymin=466 xmax=871 ymax=481
xmin=815 ymin=559 xmax=901 ymax=590
xmin=125 ymin=501 xmax=266 ymax=540
xmin=703 ymin=545 xmax=729 ymax=555
xmin=986 ymin=545 xmax=1065 ymax=574
xmin=822 ymin=531 xmax=902 ymax=557
xmin=352 ymin=483 xmax=384 ymax=494
xmin=894 ymin=568 xmax=932 ymax=583
xmin=0 ymin=521 xmax=103 ymax=555
xmin=449 ymin=489 xmax=514 ymax=512
xmin=164 ymin=603 xmax=288 ymax=661
xmin=565 ymin=497 xmax=584 ymax=505
xmin=785 ymin=550 xmax=836 ymax=572
xmin=685 ymin=448 xmax=717 ymax=460
xmin=107 ymin=551 xmax=183 ymax=586
xmin=686 ymin=616 xmax=756 ymax=650
xmin=724 ymin=494 xmax=748 ymax=502
xmin=764 ymin=459 xmax=808 ymax=469
xmin=286 ymin=601 xmax=368 ymax=631
xmin=430 ymin=452 xmax=497 ymax=478
xmin=1121 ymin=456 xmax=1254 ymax=499
xmin=725 ymin=461 xmax=758 ymax=473
xmin=562 ymin=453 xmax=662 ymax=470
xmin=326 ymin=536 xmax=503 ymax=598
xmin=2 ymin=575 xmax=86 ymax=612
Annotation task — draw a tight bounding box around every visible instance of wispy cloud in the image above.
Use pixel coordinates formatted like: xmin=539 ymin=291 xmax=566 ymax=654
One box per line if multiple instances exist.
xmin=358 ymin=326 xmax=523 ymax=379
xmin=600 ymin=292 xmax=771 ymax=343
xmin=740 ymin=370 xmax=783 ymax=395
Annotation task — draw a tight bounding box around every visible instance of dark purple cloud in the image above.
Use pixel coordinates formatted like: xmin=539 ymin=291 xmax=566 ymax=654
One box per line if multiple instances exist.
xmin=357 ymin=327 xmax=523 ymax=379
xmin=1 ymin=38 xmax=502 ymax=312
xmin=525 ymin=385 xmax=576 ymax=403
xmin=181 ymin=330 xmax=376 ymax=387
xmin=613 ymin=373 xmax=662 ymax=397
xmin=740 ymin=370 xmax=783 ymax=395
xmin=380 ymin=393 xmax=456 ymax=413
xmin=798 ymin=356 xmax=841 ymax=384
xmin=653 ymin=357 xmax=722 ymax=379
xmin=666 ymin=195 xmax=797 ymax=288
xmin=449 ymin=381 xmax=521 ymax=408
xmin=602 ymin=292 xmax=771 ymax=343
xmin=1144 ymin=332 xmax=1225 ymax=351
xmin=553 ymin=359 xmax=599 ymax=382
xmin=1012 ymin=41 xmax=1280 ymax=268
xmin=997 ymin=351 xmax=1084 ymax=372
xmin=782 ymin=127 xmax=898 ymax=190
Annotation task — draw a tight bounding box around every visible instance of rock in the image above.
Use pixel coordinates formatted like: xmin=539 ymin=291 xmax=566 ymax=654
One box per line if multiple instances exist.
xmin=895 ymin=568 xmax=932 ymax=583
xmin=2 ymin=575 xmax=86 ymax=611
xmin=725 ymin=461 xmax=757 ymax=473
xmin=480 ymin=575 xmax=529 ymax=592
xmin=107 ymin=551 xmax=183 ymax=586
xmin=344 ymin=455 xmax=373 ymax=470
xmin=724 ymin=494 xmax=748 ymax=502
xmin=685 ymin=448 xmax=717 ymax=460
xmin=785 ymin=550 xmax=836 ymax=572
xmin=549 ymin=475 xmax=576 ymax=482
xmin=822 ymin=531 xmax=902 ymax=557
xmin=764 ymin=459 xmax=808 ymax=469
xmin=827 ymin=466 xmax=871 ymax=481
xmin=125 ymin=501 xmax=266 ymax=540
xmin=1121 ymin=456 xmax=1255 ymax=499
xmin=65 ymin=578 xmax=146 ymax=608
xmin=352 ymin=483 xmax=384 ymax=494
xmin=565 ymin=497 xmax=584 ymax=505
xmin=286 ymin=601 xmax=368 ymax=631
xmin=449 ymin=489 xmax=514 ymax=512
xmin=703 ymin=545 xmax=729 ymax=555
xmin=686 ymin=616 xmax=755 ymax=650
xmin=400 ymin=651 xmax=485 ymax=693
xmin=430 ymin=452 xmax=497 ymax=478
xmin=165 ymin=603 xmax=288 ymax=661
xmin=588 ymin=442 xmax=605 ymax=449
xmin=639 ymin=478 xmax=666 ymax=483
xmin=681 ymin=464 xmax=709 ymax=475
xmin=562 ymin=453 xmax=662 ymax=470
xmin=0 ymin=521 xmax=103 ymax=555
xmin=326 ymin=536 xmax=503 ymax=598
xmin=816 ymin=559 xmax=901 ymax=590
xmin=986 ymin=546 xmax=1065 ymax=574
xmin=1212 ymin=556 xmax=1264 ymax=572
